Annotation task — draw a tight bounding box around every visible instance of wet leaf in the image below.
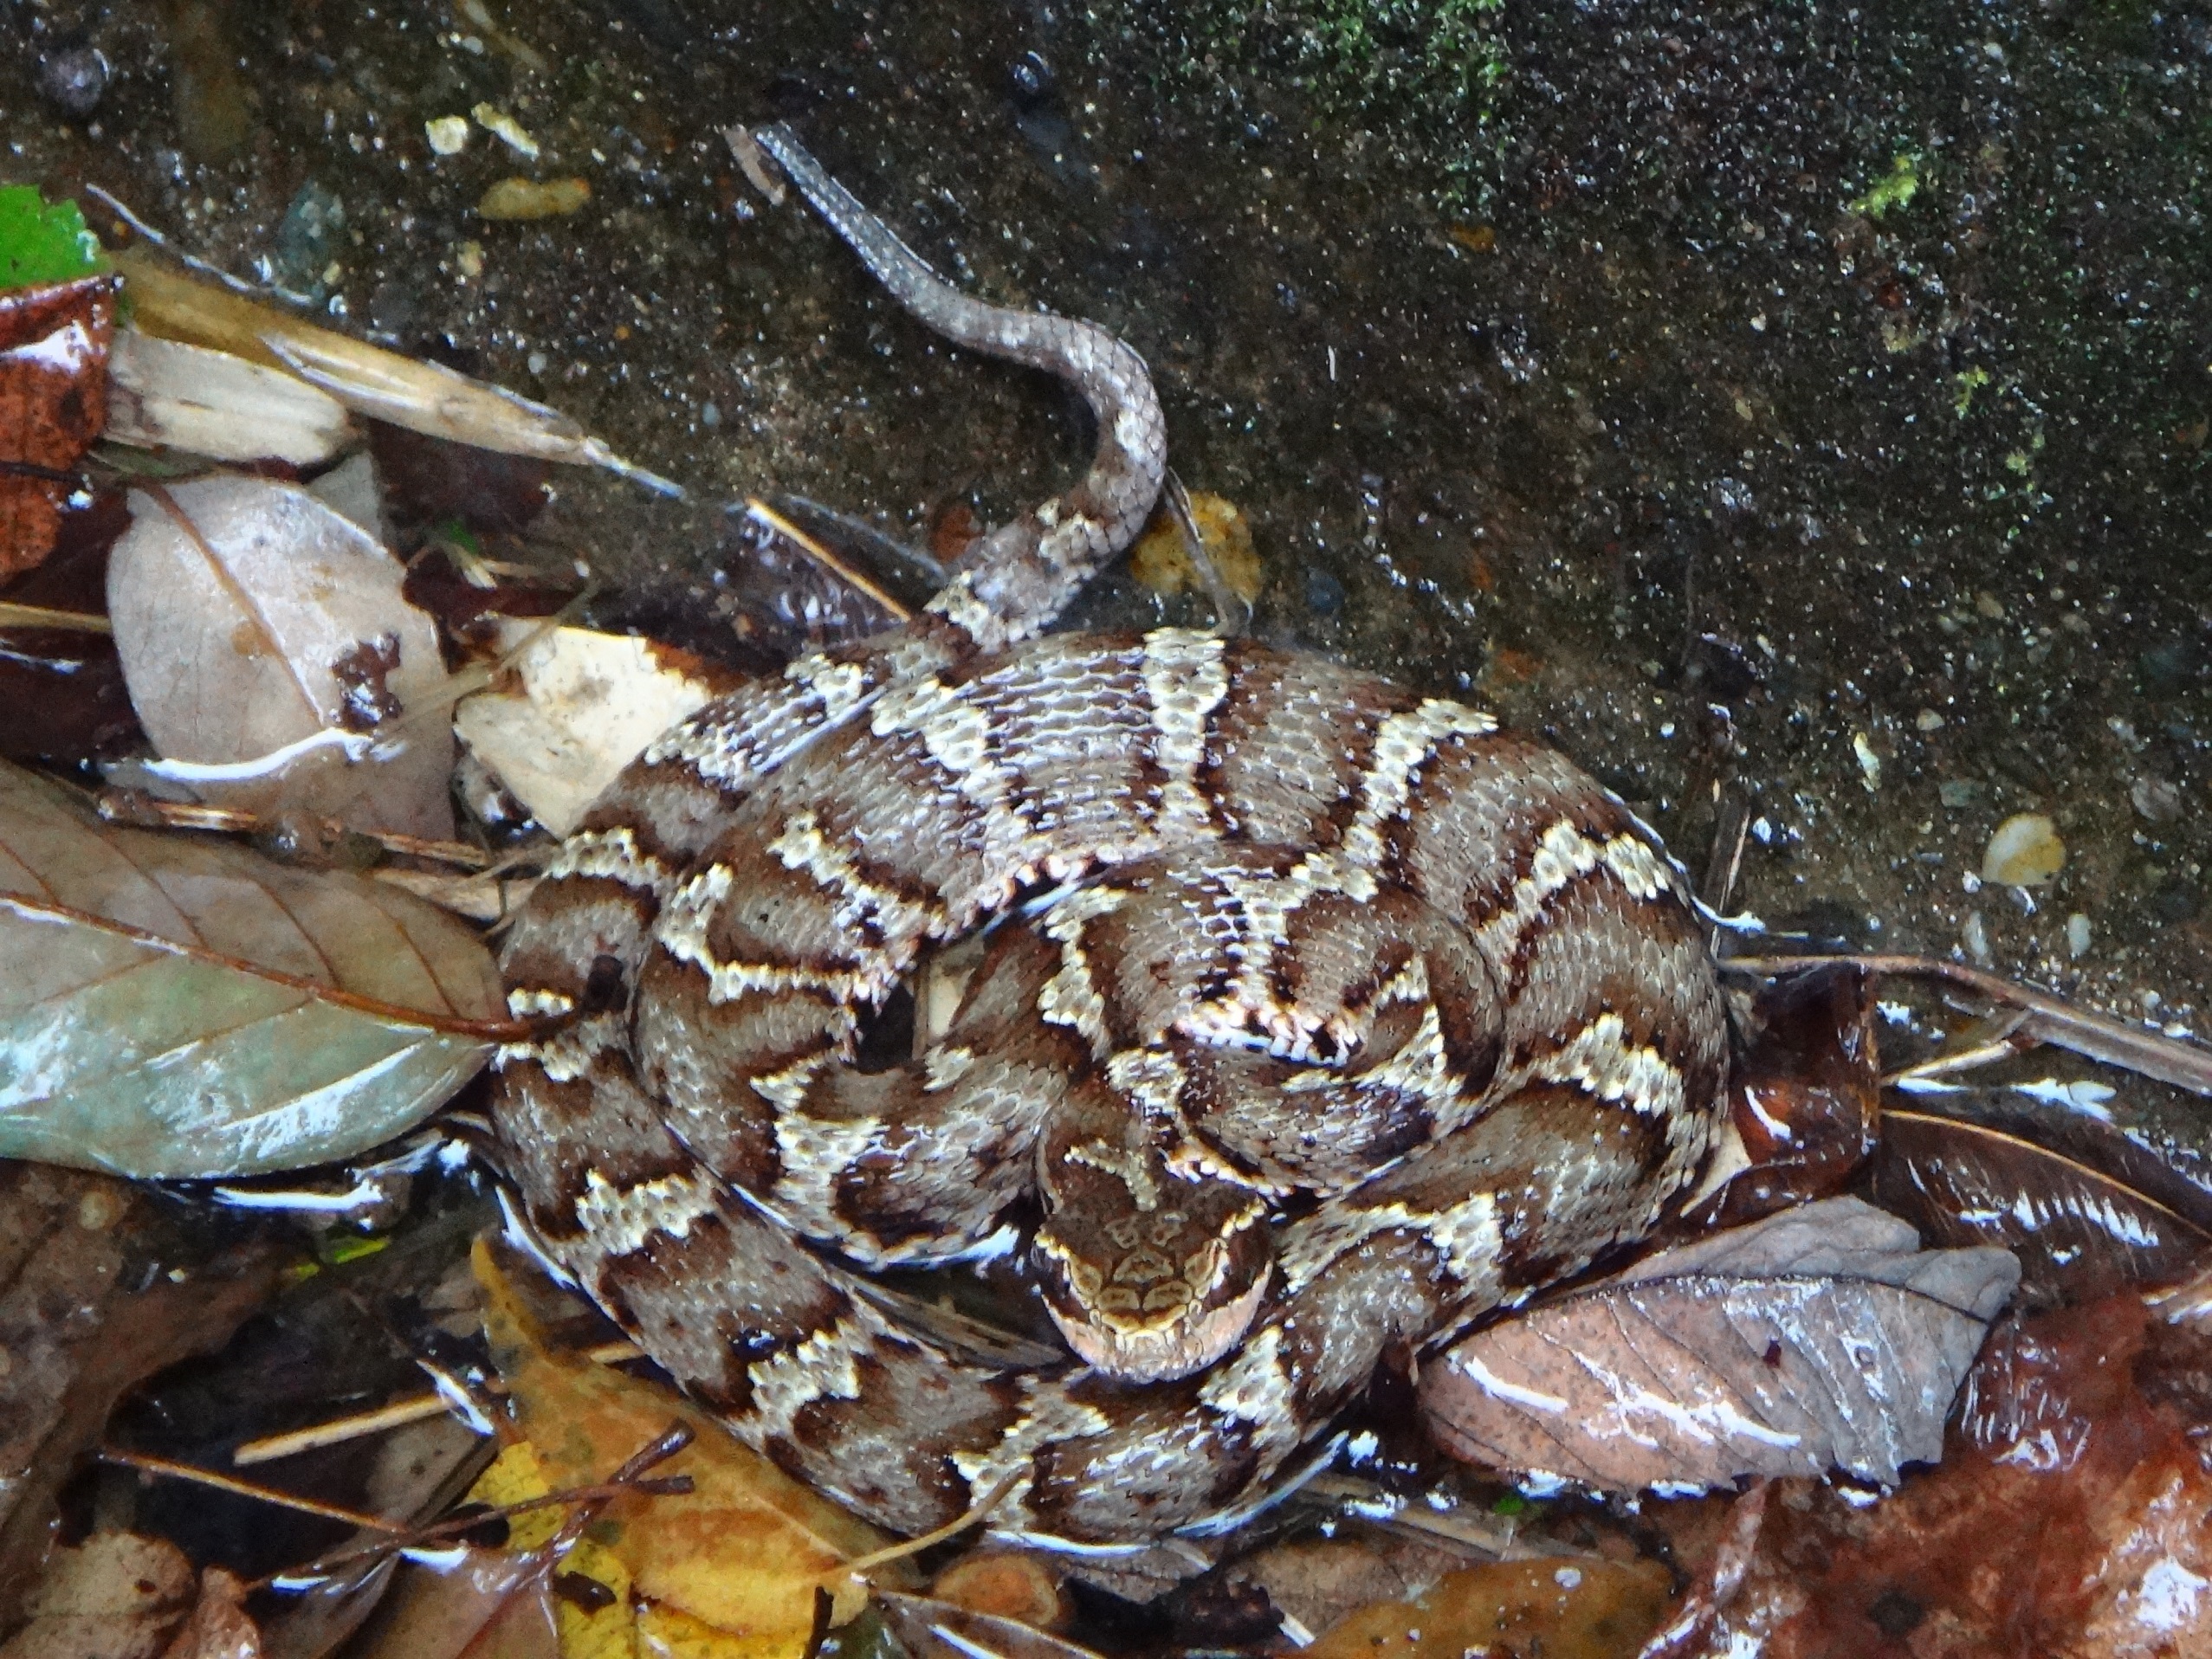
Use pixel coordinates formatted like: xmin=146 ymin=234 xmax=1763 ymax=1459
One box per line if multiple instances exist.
xmin=0 ymin=758 xmax=501 ymax=1176
xmin=107 ymin=474 xmax=458 ymax=839
xmin=453 ymin=623 xmax=736 ymax=836
xmin=1870 ymin=1101 xmax=2212 ymax=1307
xmin=928 ymin=1554 xmax=1070 ymax=1633
xmin=1421 ymin=1197 xmax=2019 ymax=1492
xmin=0 ymin=1164 xmax=277 ymax=1611
xmin=105 ymin=329 xmax=354 ymax=466
xmin=1296 ymin=1557 xmax=1673 ymax=1659
xmin=1678 ymin=965 xmax=1880 ymax=1230
xmin=342 ymin=1538 xmax=560 ymax=1659
xmin=0 ymin=272 xmax=116 ymax=579
xmin=1665 ymin=1294 xmax=2212 ymax=1656
xmin=475 ymin=1239 xmax=907 ymax=1650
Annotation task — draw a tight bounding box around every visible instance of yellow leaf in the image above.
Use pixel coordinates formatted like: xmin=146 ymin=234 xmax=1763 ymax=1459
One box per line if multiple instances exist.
xmin=475 ymin=1238 xmax=907 ymax=1646
xmin=1129 ymin=492 xmax=1263 ymax=604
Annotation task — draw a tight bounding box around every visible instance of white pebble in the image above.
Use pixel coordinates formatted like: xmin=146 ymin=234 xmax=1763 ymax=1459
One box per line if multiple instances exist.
xmin=1962 ymin=910 xmax=1993 ymax=965
xmin=2066 ymin=913 xmax=2092 ymax=958
xmin=425 ymin=114 xmax=470 ymax=155
xmin=1982 ymin=813 xmax=2065 ymax=886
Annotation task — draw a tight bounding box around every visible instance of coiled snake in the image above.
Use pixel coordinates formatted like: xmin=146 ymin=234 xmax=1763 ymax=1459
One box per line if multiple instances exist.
xmin=492 ymin=125 xmax=1730 ymax=1549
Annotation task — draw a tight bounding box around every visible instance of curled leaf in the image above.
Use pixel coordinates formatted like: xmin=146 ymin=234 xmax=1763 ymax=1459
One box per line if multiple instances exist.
xmin=1421 ymin=1197 xmax=2019 ymax=1492
xmin=0 ymin=759 xmax=501 ymax=1176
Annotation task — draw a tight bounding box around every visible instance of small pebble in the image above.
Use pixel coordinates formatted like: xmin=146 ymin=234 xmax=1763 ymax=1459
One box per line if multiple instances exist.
xmin=1961 ymin=910 xmax=1993 ymax=965
xmin=1981 ymin=813 xmax=2065 ymax=886
xmin=1938 ymin=778 xmax=1982 ymax=809
xmin=36 ymin=41 xmax=109 ymax=119
xmin=2066 ymin=913 xmax=2092 ymax=958
xmin=2131 ymin=776 xmax=2183 ymax=823
xmin=425 ymin=114 xmax=470 ymax=155
xmin=454 ymin=239 xmax=485 ymax=278
xmin=1915 ymin=708 xmax=1945 ymax=732
xmin=1853 ymin=732 xmax=1882 ymax=791
xmin=472 ymin=101 xmax=540 ymax=158
xmin=478 ymin=177 xmax=591 ymax=220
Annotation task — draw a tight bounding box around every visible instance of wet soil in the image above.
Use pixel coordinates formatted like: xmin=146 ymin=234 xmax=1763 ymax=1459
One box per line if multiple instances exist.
xmin=3 ymin=0 xmax=2207 ymax=1086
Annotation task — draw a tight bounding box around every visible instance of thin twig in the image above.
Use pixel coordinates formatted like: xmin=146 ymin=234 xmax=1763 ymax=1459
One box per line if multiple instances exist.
xmin=746 ymin=495 xmax=914 ymax=622
xmin=833 ymin=1469 xmax=1024 ymax=1581
xmin=232 ymin=1338 xmax=645 ymax=1465
xmin=1164 ymin=469 xmax=1249 ymax=637
xmin=0 ymin=601 xmax=113 ymax=633
xmin=100 ymin=1446 xmax=405 ymax=1533
xmin=99 ymin=792 xmax=495 ymax=869
xmin=1724 ymin=952 xmax=2212 ymax=1097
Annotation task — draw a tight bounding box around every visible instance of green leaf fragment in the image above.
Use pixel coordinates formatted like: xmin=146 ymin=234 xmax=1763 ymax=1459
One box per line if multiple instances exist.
xmin=0 ymin=184 xmax=110 ymax=289
xmin=1850 ymin=153 xmax=1924 ymax=220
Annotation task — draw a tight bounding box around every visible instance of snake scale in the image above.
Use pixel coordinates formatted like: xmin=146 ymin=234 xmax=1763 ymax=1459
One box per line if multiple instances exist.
xmin=491 ymin=126 xmax=1731 ymax=1550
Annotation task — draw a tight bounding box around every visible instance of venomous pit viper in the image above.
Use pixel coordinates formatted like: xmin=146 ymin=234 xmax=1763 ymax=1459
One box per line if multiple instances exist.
xmin=491 ymin=124 xmax=1731 ymax=1552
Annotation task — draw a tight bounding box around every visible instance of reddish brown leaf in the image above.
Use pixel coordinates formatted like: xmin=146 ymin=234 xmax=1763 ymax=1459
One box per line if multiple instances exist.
xmin=0 ymin=274 xmax=116 ymax=578
xmin=0 ymin=486 xmax=140 ymax=764
xmin=1662 ymin=1294 xmax=2212 ymax=1657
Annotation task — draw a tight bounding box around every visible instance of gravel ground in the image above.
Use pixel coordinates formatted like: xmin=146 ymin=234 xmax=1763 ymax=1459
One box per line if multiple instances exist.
xmin=3 ymin=0 xmax=2207 ymax=1120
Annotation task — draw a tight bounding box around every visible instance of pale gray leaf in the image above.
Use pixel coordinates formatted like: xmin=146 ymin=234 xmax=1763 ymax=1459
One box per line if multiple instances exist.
xmin=107 ymin=473 xmax=456 ymax=839
xmin=1420 ymin=1197 xmax=2019 ymax=1493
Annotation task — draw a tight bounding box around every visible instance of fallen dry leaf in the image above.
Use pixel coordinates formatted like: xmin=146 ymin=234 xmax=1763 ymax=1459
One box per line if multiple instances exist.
xmin=453 ymin=622 xmax=736 ymax=836
xmin=0 ymin=1529 xmax=197 ymax=1659
xmin=475 ymin=1238 xmax=908 ymax=1651
xmin=928 ymin=1552 xmax=1070 ymax=1633
xmin=1872 ymin=1101 xmax=2212 ymax=1307
xmin=0 ymin=274 xmax=115 ymax=580
xmin=107 ymin=473 xmax=458 ymax=839
xmin=104 ymin=328 xmax=354 ymax=467
xmin=1298 ymin=1557 xmax=1673 ymax=1659
xmin=115 ymin=249 xmax=669 ymax=491
xmin=0 ymin=1165 xmax=276 ymax=1620
xmin=1422 ymin=1197 xmax=2019 ymax=1492
xmin=1662 ymin=1293 xmax=2212 ymax=1656
xmin=0 ymin=758 xmax=502 ymax=1176
xmin=156 ymin=1568 xmax=259 ymax=1659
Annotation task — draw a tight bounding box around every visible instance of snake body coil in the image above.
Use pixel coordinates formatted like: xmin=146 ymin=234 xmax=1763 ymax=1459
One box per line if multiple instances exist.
xmin=492 ymin=126 xmax=1730 ymax=1549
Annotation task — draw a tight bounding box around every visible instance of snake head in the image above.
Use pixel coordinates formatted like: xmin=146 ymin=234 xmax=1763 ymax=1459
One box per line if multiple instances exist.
xmin=1032 ymin=1133 xmax=1273 ymax=1384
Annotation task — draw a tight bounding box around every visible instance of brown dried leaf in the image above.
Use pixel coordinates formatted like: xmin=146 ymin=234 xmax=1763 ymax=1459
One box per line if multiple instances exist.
xmin=1 ymin=1530 xmax=197 ymax=1659
xmin=0 ymin=274 xmax=115 ymax=579
xmin=1421 ymin=1197 xmax=2019 ymax=1492
xmin=1872 ymin=1102 xmax=2212 ymax=1307
xmin=0 ymin=488 xmax=139 ymax=765
xmin=104 ymin=329 xmax=353 ymax=467
xmin=0 ymin=1165 xmax=276 ymax=1624
xmin=0 ymin=758 xmax=501 ymax=1176
xmin=106 ymin=474 xmax=457 ymax=839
